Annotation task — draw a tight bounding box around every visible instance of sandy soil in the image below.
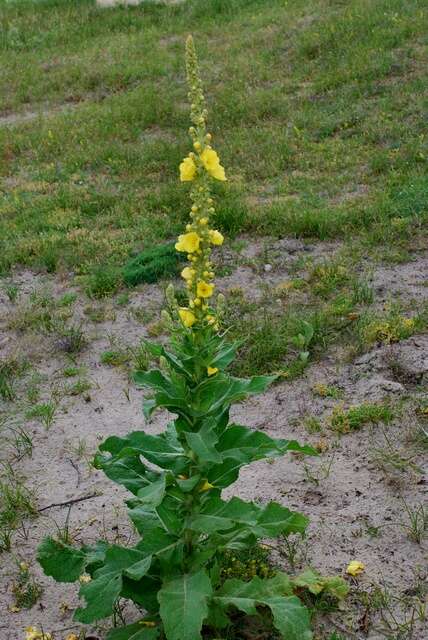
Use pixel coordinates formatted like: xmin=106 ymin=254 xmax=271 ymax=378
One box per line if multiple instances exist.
xmin=0 ymin=240 xmax=426 ymax=640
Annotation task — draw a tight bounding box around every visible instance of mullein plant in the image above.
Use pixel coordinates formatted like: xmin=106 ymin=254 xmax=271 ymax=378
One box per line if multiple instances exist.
xmin=37 ymin=37 xmax=317 ymax=640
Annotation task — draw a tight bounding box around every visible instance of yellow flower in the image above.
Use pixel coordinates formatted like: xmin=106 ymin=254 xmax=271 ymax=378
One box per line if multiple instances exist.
xmin=199 ymin=480 xmax=215 ymax=492
xmin=25 ymin=628 xmax=52 ymax=640
xmin=141 ymin=622 xmax=156 ymax=628
xmin=201 ymin=148 xmax=226 ymax=181
xmin=179 ymin=308 xmax=196 ymax=328
xmin=209 ymin=229 xmax=224 ymax=246
xmin=197 ymin=281 xmax=214 ymax=298
xmin=79 ymin=574 xmax=92 ymax=584
xmin=175 ymin=232 xmax=200 ymax=253
xmin=181 ymin=266 xmax=194 ymax=281
xmin=179 ymin=156 xmax=197 ymax=181
xmin=65 ymin=635 xmax=79 ymax=640
xmin=346 ymin=560 xmax=365 ymax=577
xmin=207 ymin=366 xmax=218 ymax=376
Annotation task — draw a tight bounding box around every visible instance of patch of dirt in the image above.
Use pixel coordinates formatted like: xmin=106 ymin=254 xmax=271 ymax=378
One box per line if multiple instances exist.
xmin=0 ymin=243 xmax=427 ymax=639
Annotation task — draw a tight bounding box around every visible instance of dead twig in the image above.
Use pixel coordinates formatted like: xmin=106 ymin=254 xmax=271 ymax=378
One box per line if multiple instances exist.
xmin=38 ymin=492 xmax=99 ymax=513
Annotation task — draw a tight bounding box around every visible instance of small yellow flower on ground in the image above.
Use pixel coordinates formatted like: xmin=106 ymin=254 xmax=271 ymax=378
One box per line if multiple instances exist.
xmin=201 ymin=148 xmax=226 ymax=181
xmin=209 ymin=229 xmax=224 ymax=245
xmin=197 ymin=281 xmax=214 ymax=298
xmin=141 ymin=621 xmax=156 ymax=628
xmin=65 ymin=635 xmax=79 ymax=640
xmin=179 ymin=308 xmax=196 ymax=328
xmin=25 ymin=628 xmax=52 ymax=640
xmin=346 ymin=560 xmax=365 ymax=576
xmin=207 ymin=366 xmax=218 ymax=376
xmin=181 ymin=266 xmax=194 ymax=281
xmin=175 ymin=232 xmax=200 ymax=253
xmin=179 ymin=155 xmax=197 ymax=181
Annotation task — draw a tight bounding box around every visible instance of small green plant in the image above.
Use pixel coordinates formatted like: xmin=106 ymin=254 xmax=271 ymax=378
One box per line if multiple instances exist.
xmin=123 ymin=242 xmax=185 ymax=287
xmin=55 ymin=323 xmax=87 ymax=354
xmin=26 ymin=401 xmax=57 ymax=430
xmin=36 ymin=38 xmax=338 ymax=640
xmin=12 ymin=561 xmax=43 ymax=609
xmin=85 ymin=265 xmax=122 ymax=299
xmin=0 ymin=472 xmax=37 ymax=553
xmin=0 ymin=360 xmax=17 ymax=401
xmin=4 ymin=282 xmax=19 ymax=303
xmin=100 ymin=349 xmax=130 ymax=367
xmin=399 ymin=499 xmax=427 ymax=544
xmin=330 ymin=402 xmax=394 ymax=433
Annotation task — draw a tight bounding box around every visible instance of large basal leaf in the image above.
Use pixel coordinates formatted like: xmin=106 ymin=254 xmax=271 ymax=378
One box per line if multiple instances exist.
xmin=37 ymin=537 xmax=87 ymax=583
xmin=214 ymin=574 xmax=312 ymax=640
xmin=75 ymin=545 xmax=153 ymax=623
xmin=158 ymin=570 xmax=212 ymax=640
xmin=106 ymin=622 xmax=159 ymax=640
xmin=255 ymin=502 xmax=309 ymax=537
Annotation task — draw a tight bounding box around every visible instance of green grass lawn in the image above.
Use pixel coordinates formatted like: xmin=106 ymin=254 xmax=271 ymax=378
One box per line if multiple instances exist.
xmin=0 ymin=0 xmax=427 ymax=282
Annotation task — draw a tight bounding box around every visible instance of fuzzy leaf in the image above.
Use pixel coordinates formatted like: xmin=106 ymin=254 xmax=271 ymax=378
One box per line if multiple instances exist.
xmin=75 ymin=546 xmax=153 ymax=623
xmin=37 ymin=537 xmax=86 ymax=583
xmin=99 ymin=431 xmax=188 ymax=473
xmin=137 ymin=475 xmax=166 ymax=507
xmin=194 ymin=374 xmax=277 ymax=416
xmin=214 ymin=574 xmax=312 ymax=640
xmin=255 ymin=502 xmax=309 ymax=537
xmin=190 ymin=497 xmax=258 ymax=534
xmin=184 ymin=429 xmax=221 ymax=464
xmin=106 ymin=622 xmax=159 ymax=640
xmin=158 ymin=570 xmax=212 ymax=640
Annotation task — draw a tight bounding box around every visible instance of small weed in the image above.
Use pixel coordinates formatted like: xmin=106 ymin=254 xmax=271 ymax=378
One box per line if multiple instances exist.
xmin=330 ymin=402 xmax=394 ymax=433
xmin=54 ymin=323 xmax=86 ymax=354
xmin=57 ymin=292 xmax=78 ymax=307
xmin=26 ymin=401 xmax=57 ymax=430
xmin=66 ymin=378 xmax=91 ymax=397
xmin=304 ymin=416 xmax=323 ymax=434
xmin=12 ymin=561 xmax=43 ymax=609
xmin=0 ymin=472 xmax=37 ymax=552
xmin=312 ymin=383 xmax=343 ymax=399
xmin=84 ymin=266 xmax=122 ymax=299
xmin=399 ymin=500 xmax=427 ymax=544
xmin=9 ymin=427 xmax=33 ymax=461
xmin=116 ymin=292 xmax=130 ymax=306
xmin=100 ymin=349 xmax=130 ymax=367
xmin=83 ymin=304 xmax=109 ymax=323
xmin=133 ymin=342 xmax=149 ymax=372
xmin=303 ymin=452 xmax=335 ymax=486
xmin=4 ymin=283 xmax=19 ymax=303
xmin=62 ymin=366 xmax=82 ymax=377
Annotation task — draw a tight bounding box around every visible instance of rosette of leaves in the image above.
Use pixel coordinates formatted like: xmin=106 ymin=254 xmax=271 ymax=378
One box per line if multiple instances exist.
xmin=38 ymin=331 xmax=316 ymax=640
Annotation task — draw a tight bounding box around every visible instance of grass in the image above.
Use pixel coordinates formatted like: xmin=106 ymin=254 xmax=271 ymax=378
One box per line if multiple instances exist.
xmin=0 ymin=0 xmax=426 ymax=283
xmin=330 ymin=402 xmax=395 ymax=433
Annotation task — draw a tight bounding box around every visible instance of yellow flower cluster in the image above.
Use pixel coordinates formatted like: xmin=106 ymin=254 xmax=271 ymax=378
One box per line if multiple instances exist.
xmin=175 ymin=35 xmax=227 ymax=338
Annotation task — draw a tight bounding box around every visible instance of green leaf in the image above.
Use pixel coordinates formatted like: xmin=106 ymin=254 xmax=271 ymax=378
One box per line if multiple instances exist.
xmin=158 ymin=570 xmax=212 ymax=640
xmin=184 ymin=429 xmax=222 ymax=464
xmin=99 ymin=431 xmax=188 ymax=473
xmin=190 ymin=497 xmax=258 ymax=534
xmin=214 ymin=574 xmax=312 ymax=640
xmin=195 ymin=374 xmax=277 ymax=416
xmin=94 ymin=448 xmax=158 ymax=494
xmin=137 ymin=475 xmax=166 ymax=507
xmin=255 ymin=502 xmax=309 ymax=537
xmin=106 ymin=622 xmax=159 ymax=640
xmin=217 ymin=425 xmax=291 ymax=462
xmin=37 ymin=537 xmax=86 ymax=583
xmin=75 ymin=545 xmax=153 ymax=623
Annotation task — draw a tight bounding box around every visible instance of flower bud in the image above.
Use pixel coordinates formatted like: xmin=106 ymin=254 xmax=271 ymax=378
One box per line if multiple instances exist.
xmin=165 ymin=284 xmax=176 ymax=307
